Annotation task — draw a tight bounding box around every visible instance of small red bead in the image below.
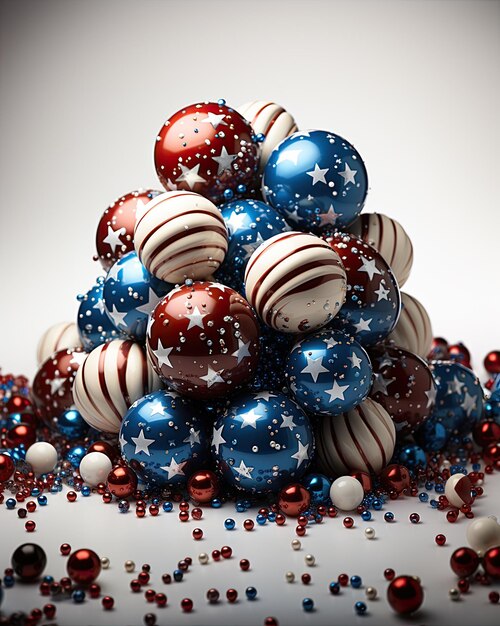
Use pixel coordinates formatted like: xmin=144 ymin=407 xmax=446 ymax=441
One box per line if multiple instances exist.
xmin=181 ymin=597 xmax=193 ymax=612
xmin=130 ymin=579 xmax=141 ymax=592
xmin=155 ymin=592 xmax=167 ymax=607
xmin=26 ymin=501 xmax=36 ymax=513
xmin=244 ymin=519 xmax=254 ymax=531
xmin=136 ymin=506 xmax=146 ymax=518
xmin=384 ymin=568 xmax=396 ymax=581
xmin=142 ymin=564 xmax=151 ymax=572
xmin=179 ymin=511 xmax=189 ymax=522
xmin=162 ymin=574 xmax=171 ymax=584
xmin=328 ymin=506 xmax=337 ymax=518
xmin=264 ymin=618 xmax=279 ymax=626
xmin=343 ymin=516 xmax=354 ymax=529
xmin=39 ymin=581 xmax=50 ymax=596
xmin=212 ymin=549 xmax=221 ymax=561
xmin=60 ymin=543 xmax=71 ymax=556
xmin=60 ymin=577 xmax=72 ymax=591
xmin=25 ymin=520 xmax=36 ymax=532
xmin=275 ymin=513 xmax=286 ymax=526
xmin=338 ymin=573 xmax=349 ymax=586
xmin=221 ymin=546 xmax=232 ymax=559
xmin=489 ymin=591 xmax=500 ymax=604
xmin=457 ymin=578 xmax=470 ymax=593
xmin=144 ymin=613 xmax=156 ymax=626
xmin=102 ymin=492 xmax=112 ymax=504
xmin=206 ymin=588 xmax=220 ymax=604
xmin=67 ymin=491 xmax=77 ymax=502
xmin=145 ymin=589 xmax=156 ymax=602
xmin=226 ymin=588 xmax=238 ymax=603
xmin=102 ymin=596 xmax=114 ymax=610
xmin=435 ymin=534 xmax=446 ymax=546
xmin=192 ymin=507 xmax=203 ymax=520
xmin=30 ymin=608 xmax=42 ymax=621
xmin=297 ymin=515 xmax=308 ymax=527
xmin=409 ymin=512 xmax=420 ymax=524
xmin=179 ymin=501 xmax=190 ymax=512
xmin=178 ymin=559 xmax=189 ymax=572
xmin=296 ymin=525 xmax=306 ymax=536
xmin=447 ymin=510 xmax=459 ymax=523
xmin=138 ymin=571 xmax=150 ymax=585
xmin=89 ymin=583 xmax=101 ymax=598
xmin=149 ymin=504 xmax=159 ymax=516
xmin=301 ymin=573 xmax=311 ymax=585
xmin=192 ymin=528 xmax=203 ymax=540
xmin=240 ymin=559 xmax=250 ymax=571
xmin=43 ymin=604 xmax=56 ymax=619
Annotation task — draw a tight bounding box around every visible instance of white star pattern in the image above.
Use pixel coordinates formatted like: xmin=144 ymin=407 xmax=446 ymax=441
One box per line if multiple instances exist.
xmin=231 ymin=339 xmax=251 ymax=365
xmin=291 ymin=441 xmax=310 ymax=468
xmin=212 ymin=146 xmax=237 ymax=175
xmin=160 ymin=457 xmax=186 ymax=479
xmin=185 ymin=306 xmax=207 ymax=330
xmin=253 ymin=391 xmax=277 ymax=401
xmin=153 ymin=339 xmax=174 ymax=368
xmin=347 ymin=351 xmax=363 ymax=369
xmin=226 ymin=211 xmax=247 ymax=234
xmin=201 ymin=111 xmax=227 ymax=129
xmin=212 ymin=424 xmax=226 ymax=454
xmin=447 ymin=376 xmax=465 ymax=395
xmin=119 ymin=433 xmax=127 ymax=449
xmin=131 ymin=429 xmax=155 ymax=456
xmin=110 ymin=305 xmax=128 ymax=328
xmin=324 ymin=380 xmax=350 ymax=402
xmin=318 ymin=204 xmax=341 ymax=226
xmin=175 ymin=163 xmax=207 ymax=190
xmin=301 ymin=355 xmax=329 ymax=383
xmin=372 ymin=373 xmax=395 ymax=395
xmin=48 ymin=377 xmax=65 ymax=394
xmin=280 ymin=413 xmax=297 ymax=431
xmin=323 ymin=336 xmax=339 ymax=349
xmin=461 ymin=391 xmax=478 ymax=416
xmin=136 ymin=288 xmax=163 ymax=316
xmin=306 ymin=163 xmax=329 ymax=185
xmin=242 ymin=232 xmax=264 ymax=260
xmin=354 ymin=317 xmax=372 ymax=333
xmin=103 ymin=225 xmax=126 ymax=253
xmin=200 ymin=366 xmax=224 ymax=388
xmin=358 ymin=256 xmax=382 ymax=281
xmin=234 ymin=459 xmax=254 ymax=479
xmin=106 ymin=262 xmax=122 ymax=282
xmin=183 ymin=428 xmax=201 ymax=447
xmin=149 ymin=400 xmax=166 ymax=416
xmin=93 ymin=299 xmax=105 ymax=314
xmin=134 ymin=199 xmax=149 ymax=222
xmin=425 ymin=385 xmax=437 ymax=408
xmin=374 ymin=283 xmax=390 ymax=301
xmin=69 ymin=352 xmax=87 ymax=367
xmin=338 ymin=162 xmax=357 ymax=185
xmin=240 ymin=407 xmax=261 ymax=429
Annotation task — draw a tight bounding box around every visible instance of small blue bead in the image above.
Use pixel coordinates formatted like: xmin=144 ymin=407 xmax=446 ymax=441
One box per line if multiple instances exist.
xmin=31 ymin=488 xmax=40 ymax=497
xmin=302 ymin=597 xmax=314 ymax=612
xmin=43 ymin=575 xmax=54 ymax=583
xmin=430 ymin=499 xmax=439 ymax=508
xmin=256 ymin=514 xmax=267 ymax=526
xmin=37 ymin=495 xmax=48 ymax=506
xmin=435 ymin=484 xmax=444 ymax=494
xmin=236 ymin=184 xmax=247 ymax=194
xmin=372 ymin=499 xmax=383 ymax=510
xmin=355 ymin=601 xmax=367 ymax=615
xmin=350 ymin=575 xmax=362 ymax=588
xmin=361 ymin=510 xmax=372 ymax=521
xmin=152 ymin=498 xmax=160 ymax=506
xmin=224 ymin=518 xmax=236 ymax=530
xmin=3 ymin=575 xmax=15 ymax=587
xmin=81 ymin=486 xmax=91 ymax=497
xmin=211 ymin=498 xmax=222 ymax=508
xmin=384 ymin=511 xmax=395 ymax=522
xmin=72 ymin=589 xmax=85 ymax=603
xmin=223 ymin=189 xmax=234 ymax=200
xmin=236 ymin=503 xmax=245 ymax=513
xmin=419 ymin=492 xmax=429 ymax=502
xmin=268 ymin=512 xmax=276 ymax=522
xmin=118 ymin=500 xmax=129 ymax=513
xmin=6 ymin=498 xmax=16 ymax=510
xmin=218 ymin=99 xmax=226 ymax=106
xmin=173 ymin=569 xmax=183 ymax=582
xmin=472 ymin=463 xmax=480 ymax=471
xmin=245 ymin=586 xmax=257 ymax=600
xmin=162 ymin=501 xmax=173 ymax=512
xmin=329 ymin=581 xmax=340 ymax=594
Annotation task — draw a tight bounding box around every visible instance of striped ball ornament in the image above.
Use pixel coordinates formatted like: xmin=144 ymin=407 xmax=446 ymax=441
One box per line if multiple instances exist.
xmin=388 ymin=292 xmax=433 ymax=359
xmin=316 ymin=397 xmax=396 ymax=476
xmin=237 ymin=100 xmax=297 ymax=171
xmin=72 ymin=339 xmax=162 ymax=434
xmin=244 ymin=232 xmax=347 ymax=333
xmin=36 ymin=322 xmax=83 ymax=366
xmin=349 ymin=212 xmax=413 ymax=287
xmin=134 ymin=191 xmax=228 ymax=283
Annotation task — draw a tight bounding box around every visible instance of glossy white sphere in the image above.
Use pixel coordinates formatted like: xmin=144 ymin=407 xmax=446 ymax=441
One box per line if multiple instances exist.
xmin=329 ymin=475 xmax=364 ymax=511
xmin=25 ymin=442 xmax=58 ymax=475
xmin=79 ymin=451 xmax=112 ymax=486
xmin=466 ymin=516 xmax=500 ymax=553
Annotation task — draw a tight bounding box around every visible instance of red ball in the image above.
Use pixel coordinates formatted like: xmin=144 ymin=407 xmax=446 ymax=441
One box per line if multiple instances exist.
xmin=154 ymin=101 xmax=259 ymax=205
xmin=6 ymin=423 xmax=36 ymax=449
xmin=483 ymin=546 xmax=500 ymax=579
xmin=187 ymin=469 xmax=219 ymax=503
xmin=106 ymin=466 xmax=138 ymax=498
xmin=484 ymin=350 xmax=500 ymax=375
xmin=350 ymin=471 xmax=372 ymax=492
xmin=483 ymin=442 xmax=500 ymax=466
xmin=0 ymin=453 xmax=15 ymax=482
xmin=379 ymin=464 xmax=411 ymax=494
xmin=428 ymin=337 xmax=449 ymax=361
xmin=387 ymin=575 xmax=424 ymax=614
xmin=95 ymin=189 xmax=162 ymax=270
xmin=67 ymin=549 xmax=101 ymax=585
xmin=181 ymin=597 xmax=193 ymax=613
xmin=32 ymin=348 xmax=85 ymax=424
xmin=102 ymin=596 xmax=114 ymax=610
xmin=448 ymin=342 xmax=472 ymax=368
xmin=6 ymin=395 xmax=33 ymax=415
xmin=473 ymin=420 xmax=500 ymax=448
xmin=146 ymin=281 xmax=260 ymax=398
xmin=87 ymin=440 xmax=120 ymax=463
xmin=278 ymin=483 xmax=311 ymax=517
xmin=450 ymin=547 xmax=480 ymax=578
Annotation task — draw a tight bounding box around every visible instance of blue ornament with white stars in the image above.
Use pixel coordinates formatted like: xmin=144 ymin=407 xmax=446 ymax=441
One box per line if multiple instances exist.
xmin=262 ymin=129 xmax=368 ymax=232
xmin=103 ymin=251 xmax=172 ymax=342
xmin=211 ymin=391 xmax=314 ymax=494
xmin=286 ymin=329 xmax=372 ymax=416
xmin=120 ymin=389 xmax=206 ymax=487
xmin=416 ymin=361 xmax=483 ymax=445
xmin=216 ymin=199 xmax=291 ymax=292
xmin=76 ymin=278 xmax=123 ymax=351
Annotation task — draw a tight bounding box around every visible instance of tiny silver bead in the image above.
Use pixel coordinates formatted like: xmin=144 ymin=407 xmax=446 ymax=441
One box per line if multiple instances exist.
xmin=449 ymin=588 xmax=460 ymax=601
xmin=198 ymin=552 xmax=209 ymax=565
xmin=285 ymin=571 xmax=295 ymax=583
xmin=364 ymin=527 xmax=376 ymax=540
xmin=124 ymin=560 xmax=135 ymax=572
xmin=366 ymin=586 xmax=377 ymax=600
xmin=291 ymin=539 xmax=301 ymax=551
xmin=101 ymin=557 xmax=110 ymax=569
xmin=305 ymin=554 xmax=315 ymax=566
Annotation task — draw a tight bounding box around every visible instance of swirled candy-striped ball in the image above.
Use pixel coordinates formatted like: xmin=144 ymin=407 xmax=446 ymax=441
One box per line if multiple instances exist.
xmin=237 ymin=101 xmax=298 ymax=171
xmin=316 ymin=397 xmax=396 ymax=476
xmin=134 ymin=191 xmax=228 ymax=284
xmin=388 ymin=292 xmax=433 ymax=359
xmin=72 ymin=339 xmax=162 ymax=433
xmin=349 ymin=212 xmax=413 ymax=287
xmin=244 ymin=232 xmax=347 ymax=333
xmin=36 ymin=322 xmax=82 ymax=366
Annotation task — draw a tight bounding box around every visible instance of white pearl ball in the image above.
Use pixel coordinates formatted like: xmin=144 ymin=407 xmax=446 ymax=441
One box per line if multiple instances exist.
xmin=365 ymin=527 xmax=376 ymax=540
xmin=25 ymin=442 xmax=58 ymax=475
xmin=449 ymin=588 xmax=460 ymax=601
xmin=305 ymin=554 xmax=315 ymax=566
xmin=466 ymin=516 xmax=500 ymax=553
xmin=124 ymin=560 xmax=135 ymax=572
xmin=199 ymin=553 xmax=209 ymax=565
xmin=329 ymin=476 xmax=364 ymax=511
xmin=366 ymin=586 xmax=377 ymax=600
xmin=79 ymin=451 xmax=112 ymax=486
xmin=285 ymin=571 xmax=295 ymax=583
xmin=101 ymin=557 xmax=110 ymax=569
xmin=291 ymin=539 xmax=301 ymax=551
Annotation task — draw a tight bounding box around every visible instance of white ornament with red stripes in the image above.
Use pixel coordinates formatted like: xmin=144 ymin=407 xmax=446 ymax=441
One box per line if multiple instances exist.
xmin=444 ymin=472 xmax=473 ymax=509
xmin=388 ymin=292 xmax=433 ymax=359
xmin=133 ymin=190 xmax=228 ymax=283
xmin=316 ymin=397 xmax=396 ymax=476
xmin=72 ymin=339 xmax=162 ymax=434
xmin=244 ymin=231 xmax=347 ymax=333
xmin=36 ymin=322 xmax=83 ymax=366
xmin=349 ymin=212 xmax=413 ymax=286
xmin=237 ymin=100 xmax=297 ymax=171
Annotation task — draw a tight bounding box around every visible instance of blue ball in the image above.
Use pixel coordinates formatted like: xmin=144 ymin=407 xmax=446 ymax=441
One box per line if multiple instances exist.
xmin=351 ymin=575 xmax=362 ymax=588
xmin=103 ymin=251 xmax=172 ymax=342
xmin=72 ymin=589 xmax=85 ymax=603
xmin=355 ymin=601 xmax=367 ymax=615
xmin=397 ymin=444 xmax=427 ymax=470
xmin=246 ymin=586 xmax=257 ymax=600
xmin=224 ymin=518 xmax=236 ymax=530
xmin=56 ymin=408 xmax=89 ymax=439
xmin=262 ymin=129 xmax=368 ymax=232
xmin=77 ymin=278 xmax=122 ymax=351
xmin=211 ymin=391 xmax=314 ymax=493
xmin=173 ymin=569 xmax=183 ymax=582
xmin=6 ymin=498 xmax=16 ymax=509
xmin=415 ymin=417 xmax=448 ymax=452
xmin=120 ymin=390 xmax=207 ymax=487
xmin=216 ymin=199 xmax=291 ymax=292
xmin=286 ymin=329 xmax=372 ymax=415
xmin=301 ymin=473 xmax=331 ymax=506
xmin=66 ymin=445 xmax=87 ymax=468
xmin=302 ymin=597 xmax=314 ymax=612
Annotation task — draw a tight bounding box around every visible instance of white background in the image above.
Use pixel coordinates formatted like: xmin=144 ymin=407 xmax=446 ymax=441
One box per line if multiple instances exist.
xmin=0 ymin=0 xmax=499 ymax=379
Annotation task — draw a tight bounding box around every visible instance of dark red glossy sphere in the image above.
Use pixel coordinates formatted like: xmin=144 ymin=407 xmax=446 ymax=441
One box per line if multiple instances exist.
xmin=278 ymin=483 xmax=311 ymax=517
xmin=448 ymin=342 xmax=472 ymax=368
xmin=387 ymin=575 xmax=424 ymax=614
xmin=67 ymin=549 xmax=101 ymax=585
xmin=95 ymin=189 xmax=162 ymax=270
xmin=6 ymin=423 xmax=36 ymax=449
xmin=106 ymin=466 xmax=138 ymax=498
xmin=11 ymin=543 xmax=47 ymax=581
xmin=473 ymin=420 xmax=500 ymax=448
xmin=379 ymin=464 xmax=411 ymax=494
xmin=428 ymin=337 xmax=449 ymax=361
xmin=484 ymin=350 xmax=500 ymax=375
xmin=147 ymin=281 xmax=260 ymax=398
xmin=483 ymin=442 xmax=500 ymax=466
xmin=87 ymin=440 xmax=120 ymax=463
xmin=187 ymin=470 xmax=220 ymax=503
xmin=0 ymin=453 xmax=15 ymax=482
xmin=350 ymin=471 xmax=372 ymax=492
xmin=483 ymin=546 xmax=500 ymax=579
xmin=154 ymin=101 xmax=259 ymax=205
xmin=450 ymin=547 xmax=480 ymax=578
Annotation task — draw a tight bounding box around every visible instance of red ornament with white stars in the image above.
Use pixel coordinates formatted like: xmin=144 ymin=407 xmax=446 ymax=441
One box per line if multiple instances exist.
xmin=369 ymin=345 xmax=437 ymax=434
xmin=146 ymin=281 xmax=260 ymax=398
xmin=32 ymin=348 xmax=86 ymax=425
xmin=154 ymin=101 xmax=260 ymax=204
xmin=95 ymin=189 xmax=162 ymax=271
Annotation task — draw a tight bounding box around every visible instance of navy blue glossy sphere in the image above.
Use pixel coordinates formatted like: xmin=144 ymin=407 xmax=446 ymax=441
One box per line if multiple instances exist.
xmin=56 ymin=409 xmax=89 ymax=440
xmin=211 ymin=391 xmax=314 ymax=493
xmin=263 ymin=130 xmax=368 ymax=232
xmin=216 ymin=199 xmax=290 ymax=292
xmin=103 ymin=251 xmax=172 ymax=342
xmin=77 ymin=278 xmax=122 ymax=351
xmin=429 ymin=361 xmax=484 ymax=436
xmin=396 ymin=444 xmax=427 ymax=470
xmin=414 ymin=418 xmax=448 ymax=452
xmin=286 ymin=329 xmax=372 ymax=415
xmin=301 ymin=473 xmax=331 ymax=505
xmin=120 ymin=390 xmax=206 ymax=487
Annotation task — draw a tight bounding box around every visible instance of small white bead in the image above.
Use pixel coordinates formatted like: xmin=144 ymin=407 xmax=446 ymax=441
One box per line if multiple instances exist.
xmin=449 ymin=588 xmax=460 ymax=601
xmin=198 ymin=553 xmax=209 ymax=565
xmin=124 ymin=560 xmax=135 ymax=572
xmin=285 ymin=571 xmax=295 ymax=583
xmin=305 ymin=554 xmax=315 ymax=566
xmin=101 ymin=557 xmax=110 ymax=569
xmin=365 ymin=527 xmax=376 ymax=540
xmin=291 ymin=539 xmax=301 ymax=551
xmin=366 ymin=586 xmax=377 ymax=600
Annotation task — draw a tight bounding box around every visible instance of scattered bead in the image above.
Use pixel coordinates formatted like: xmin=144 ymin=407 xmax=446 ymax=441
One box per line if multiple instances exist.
xmin=384 ymin=568 xmax=396 ymax=581
xmin=246 ymin=586 xmax=257 ymax=600
xmin=285 ymin=571 xmax=295 ymax=583
xmin=351 ymin=575 xmax=362 ymax=588
xmin=489 ymin=591 xmax=500 ymax=604
xmin=181 ymin=598 xmax=193 ymax=612
xmin=301 ymin=573 xmax=311 ymax=585
xmin=125 ymin=560 xmax=135 ymax=572
xmin=302 ymin=597 xmax=314 ymax=612
xmin=60 ymin=543 xmax=71 ymax=556
xmin=206 ymin=588 xmax=219 ymax=604
xmin=221 ymin=546 xmax=232 ymax=559
xmin=291 ymin=539 xmax=301 ymax=551
xmin=355 ymin=601 xmax=367 ymax=615
xmin=409 ymin=512 xmax=420 ymax=524
xmin=365 ymin=527 xmax=376 ymax=540
xmin=226 ymin=588 xmax=238 ymax=603
xmin=198 ymin=553 xmax=209 ymax=565
xmin=384 ymin=511 xmax=395 ymax=522
xmin=240 ymin=559 xmax=250 ymax=571
xmin=224 ymin=518 xmax=236 ymax=530
xmin=305 ymin=554 xmax=315 ymax=567
xmin=25 ymin=520 xmax=36 ymax=532
xmin=101 ymin=557 xmax=110 ymax=569
xmin=102 ymin=596 xmax=114 ymax=610
xmin=366 ymin=586 xmax=377 ymax=600
xmin=343 ymin=516 xmax=354 ymax=528
xmin=329 ymin=581 xmax=340 ymax=595
xmin=155 ymin=592 xmax=167 ymax=607
xmin=449 ymin=588 xmax=460 ymax=601
xmin=338 ymin=573 xmax=349 ymax=586
xmin=192 ymin=528 xmax=203 ymax=541
xmin=435 ymin=534 xmax=446 ymax=546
